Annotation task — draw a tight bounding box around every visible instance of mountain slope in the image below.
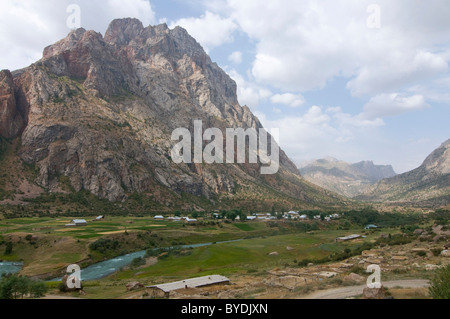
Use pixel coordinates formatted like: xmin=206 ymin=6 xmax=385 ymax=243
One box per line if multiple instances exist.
xmin=299 ymin=157 xmax=396 ymax=198
xmin=0 ymin=18 xmax=348 ymax=212
xmin=357 ymin=139 xmax=450 ymax=207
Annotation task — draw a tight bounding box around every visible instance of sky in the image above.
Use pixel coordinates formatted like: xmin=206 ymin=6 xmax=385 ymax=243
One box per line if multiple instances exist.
xmin=0 ymin=0 xmax=449 ymax=174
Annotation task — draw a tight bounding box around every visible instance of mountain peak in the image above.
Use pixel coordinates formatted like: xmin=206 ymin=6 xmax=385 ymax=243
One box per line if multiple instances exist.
xmin=299 ymin=157 xmax=396 ymax=198
xmin=357 ymin=138 xmax=450 ymax=206
xmin=104 ymin=18 xmax=144 ymax=45
xmin=422 ymin=138 xmax=450 ymax=175
xmin=0 ymin=18 xmax=340 ymax=210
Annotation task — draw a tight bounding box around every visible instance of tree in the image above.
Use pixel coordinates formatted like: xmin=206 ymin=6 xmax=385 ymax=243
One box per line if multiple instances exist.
xmin=4 ymin=242 xmax=12 ymax=255
xmin=239 ymin=212 xmax=247 ymax=222
xmin=0 ymin=274 xmax=47 ymax=299
xmin=226 ymin=211 xmax=237 ymax=221
xmin=429 ymin=264 xmax=450 ymax=299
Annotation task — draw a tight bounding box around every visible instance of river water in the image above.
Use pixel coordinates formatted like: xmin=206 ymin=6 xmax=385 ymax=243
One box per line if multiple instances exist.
xmin=47 ymin=239 xmax=243 ymax=282
xmin=0 ymin=261 xmax=23 ymax=277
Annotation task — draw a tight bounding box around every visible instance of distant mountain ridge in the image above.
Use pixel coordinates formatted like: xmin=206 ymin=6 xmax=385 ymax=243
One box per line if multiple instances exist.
xmin=299 ymin=157 xmax=397 ymax=198
xmin=356 ymin=139 xmax=450 ymax=207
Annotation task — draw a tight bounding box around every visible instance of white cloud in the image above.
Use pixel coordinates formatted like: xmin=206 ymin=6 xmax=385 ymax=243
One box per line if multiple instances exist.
xmin=0 ymin=0 xmax=156 ymax=70
xmin=170 ymin=11 xmax=237 ymax=53
xmin=408 ymin=76 xmax=450 ymax=104
xmin=255 ymin=105 xmax=413 ymax=171
xmin=221 ymin=0 xmax=450 ymax=96
xmin=270 ymin=93 xmax=305 ymax=108
xmin=226 ymin=68 xmax=271 ymax=109
xmin=362 ymin=93 xmax=430 ymax=119
xmin=228 ymin=51 xmax=243 ymax=64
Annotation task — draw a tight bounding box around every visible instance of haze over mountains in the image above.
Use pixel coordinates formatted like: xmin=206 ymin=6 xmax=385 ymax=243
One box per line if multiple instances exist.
xmin=0 ymin=18 xmax=345 ymax=212
xmin=357 ymin=139 xmax=450 ymax=207
xmin=299 ymin=157 xmax=397 ymax=198
xmin=300 ymin=139 xmax=450 ymax=208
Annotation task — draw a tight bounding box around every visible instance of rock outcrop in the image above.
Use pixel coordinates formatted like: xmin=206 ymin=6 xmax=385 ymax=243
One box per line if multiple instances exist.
xmin=0 ymin=70 xmax=26 ymax=138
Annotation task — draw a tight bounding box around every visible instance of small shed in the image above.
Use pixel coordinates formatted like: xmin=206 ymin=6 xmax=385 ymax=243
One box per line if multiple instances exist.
xmin=336 ymin=234 xmax=361 ymax=242
xmin=66 ymin=219 xmax=87 ymax=227
xmin=147 ymin=275 xmax=230 ymax=298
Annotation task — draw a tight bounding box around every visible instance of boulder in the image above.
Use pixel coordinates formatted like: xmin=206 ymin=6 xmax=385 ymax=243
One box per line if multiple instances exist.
xmin=391 ymin=255 xmax=409 ymax=261
xmin=318 ymin=271 xmax=337 ymax=278
xmin=126 ymin=281 xmax=144 ymax=291
xmin=441 ymin=250 xmax=450 ymax=257
xmin=362 ymin=286 xmax=391 ymax=299
xmin=344 ymin=273 xmax=365 ymax=283
xmin=61 ymin=274 xmax=82 ymax=292
xmin=268 ymin=252 xmax=279 ymax=256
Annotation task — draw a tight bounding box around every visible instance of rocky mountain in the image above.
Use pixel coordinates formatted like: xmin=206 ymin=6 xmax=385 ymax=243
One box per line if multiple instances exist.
xmin=0 ymin=18 xmax=346 ymax=213
xmin=356 ymin=139 xmax=450 ymax=207
xmin=299 ymin=157 xmax=396 ymax=198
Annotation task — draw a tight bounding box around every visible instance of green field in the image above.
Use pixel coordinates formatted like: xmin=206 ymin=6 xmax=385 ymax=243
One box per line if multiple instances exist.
xmin=0 ymin=209 xmax=434 ymax=299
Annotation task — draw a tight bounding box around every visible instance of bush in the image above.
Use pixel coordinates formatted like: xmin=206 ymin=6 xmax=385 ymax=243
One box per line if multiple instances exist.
xmin=0 ymin=274 xmax=47 ymax=299
xmin=130 ymin=257 xmax=146 ymax=269
xmin=89 ymin=238 xmax=120 ymax=254
xmin=4 ymin=242 xmax=13 ymax=255
xmin=429 ymin=264 xmax=450 ymax=299
xmin=431 ymin=249 xmax=442 ymax=257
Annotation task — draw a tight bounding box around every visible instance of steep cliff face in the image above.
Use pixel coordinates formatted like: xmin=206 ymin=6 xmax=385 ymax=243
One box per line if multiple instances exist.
xmin=0 ymin=70 xmax=26 ymax=139
xmin=1 ymin=18 xmax=344 ymax=210
xmin=357 ymin=139 xmax=450 ymax=207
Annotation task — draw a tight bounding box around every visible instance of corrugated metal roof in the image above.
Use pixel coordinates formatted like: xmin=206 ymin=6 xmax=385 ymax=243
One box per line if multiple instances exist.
xmin=72 ymin=219 xmax=87 ymax=224
xmin=336 ymin=234 xmax=361 ymax=241
xmin=148 ymin=275 xmax=229 ymax=293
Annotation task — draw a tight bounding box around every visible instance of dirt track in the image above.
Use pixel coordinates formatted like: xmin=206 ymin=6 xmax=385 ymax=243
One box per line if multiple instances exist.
xmin=299 ymin=279 xmax=430 ymax=299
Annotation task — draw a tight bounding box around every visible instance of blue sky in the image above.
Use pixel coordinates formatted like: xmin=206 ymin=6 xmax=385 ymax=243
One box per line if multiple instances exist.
xmin=1 ymin=0 xmax=449 ymax=173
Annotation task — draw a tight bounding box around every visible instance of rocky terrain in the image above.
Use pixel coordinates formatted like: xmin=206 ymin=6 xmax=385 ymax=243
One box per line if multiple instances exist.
xmin=299 ymin=157 xmax=396 ymax=198
xmin=357 ymin=139 xmax=450 ymax=207
xmin=0 ymin=18 xmax=346 ymax=212
xmin=125 ymin=224 xmax=450 ymax=299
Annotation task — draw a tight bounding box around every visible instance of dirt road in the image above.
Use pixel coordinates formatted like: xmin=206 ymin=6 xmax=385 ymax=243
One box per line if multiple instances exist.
xmin=300 ymin=279 xmax=430 ymax=299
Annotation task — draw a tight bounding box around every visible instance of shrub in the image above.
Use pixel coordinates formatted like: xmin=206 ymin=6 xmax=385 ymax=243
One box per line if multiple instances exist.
xmin=4 ymin=242 xmax=13 ymax=255
xmin=431 ymin=249 xmax=442 ymax=257
xmin=130 ymin=257 xmax=146 ymax=269
xmin=89 ymin=238 xmax=120 ymax=254
xmin=416 ymin=251 xmax=427 ymax=257
xmin=429 ymin=264 xmax=450 ymax=299
xmin=0 ymin=274 xmax=47 ymax=299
